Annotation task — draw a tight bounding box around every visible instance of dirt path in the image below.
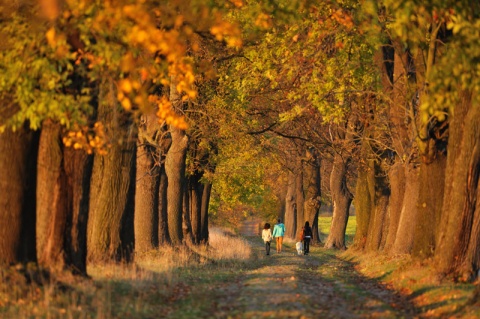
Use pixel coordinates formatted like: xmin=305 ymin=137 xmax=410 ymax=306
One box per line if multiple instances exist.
xmin=214 ymin=228 xmax=419 ymax=318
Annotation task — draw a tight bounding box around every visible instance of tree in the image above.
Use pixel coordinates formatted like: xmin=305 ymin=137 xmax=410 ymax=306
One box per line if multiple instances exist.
xmin=0 ymin=127 xmax=38 ymax=265
xmin=165 ymin=77 xmax=189 ymax=245
xmin=36 ymin=120 xmax=92 ymax=274
xmin=303 ymin=147 xmax=322 ymax=244
xmin=87 ymin=81 xmax=136 ymax=262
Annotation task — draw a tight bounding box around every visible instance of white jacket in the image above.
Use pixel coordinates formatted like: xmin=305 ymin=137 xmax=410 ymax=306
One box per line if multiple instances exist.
xmin=262 ymin=229 xmax=272 ymax=242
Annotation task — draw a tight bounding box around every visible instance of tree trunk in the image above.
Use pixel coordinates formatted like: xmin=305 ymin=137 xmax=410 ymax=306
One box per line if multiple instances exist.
xmin=87 ymin=81 xmax=136 ymax=262
xmin=189 ymin=173 xmax=203 ymax=244
xmin=134 ymin=112 xmax=161 ymax=254
xmin=391 ymin=164 xmax=419 ymax=254
xmin=36 ymin=121 xmax=68 ymax=269
xmin=412 ymin=155 xmax=446 ymax=258
xmin=284 ymin=170 xmax=296 ymax=239
xmin=182 ymin=181 xmax=193 ymax=241
xmin=365 ymin=160 xmax=390 ymax=252
xmin=165 ymin=77 xmax=189 ymax=245
xmin=295 ymin=156 xmax=305 ymax=235
xmin=324 ymin=153 xmax=352 ymax=249
xmin=352 ymin=159 xmax=374 ymax=250
xmin=63 ymin=147 xmax=92 ymax=275
xmin=0 ymin=127 xmax=38 ymax=265
xmin=304 ymin=149 xmax=321 ymax=244
xmin=384 ymin=161 xmax=405 ymax=251
xmin=200 ymin=181 xmax=212 ymax=243
xmin=158 ymin=166 xmax=170 ymax=244
xmin=435 ymin=92 xmax=480 ymax=280
xmin=36 ymin=121 xmax=92 ymax=274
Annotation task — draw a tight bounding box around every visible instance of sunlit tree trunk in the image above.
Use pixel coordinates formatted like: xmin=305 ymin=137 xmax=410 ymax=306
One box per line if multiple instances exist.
xmin=352 ymin=157 xmax=374 ymax=250
xmin=36 ymin=121 xmax=92 ymax=274
xmin=409 ymin=20 xmax=447 ymax=259
xmin=165 ymin=77 xmax=188 ymax=245
xmin=365 ymin=161 xmax=390 ymax=252
xmin=87 ymin=80 xmax=136 ymax=262
xmin=384 ymin=161 xmax=405 ymax=251
xmin=358 ymin=45 xmax=393 ymax=252
xmin=391 ymin=164 xmax=419 ymax=254
xmin=284 ymin=170 xmax=296 ymax=239
xmin=0 ymin=127 xmax=38 ymax=265
xmin=134 ymin=112 xmax=161 ymax=254
xmin=304 ymin=148 xmax=321 ymax=244
xmin=36 ymin=121 xmax=68 ymax=270
xmin=324 ymin=153 xmax=352 ymax=249
xmin=385 ymin=47 xmax=415 ymax=254
xmin=435 ymin=92 xmax=480 ymax=280
xmin=412 ymin=155 xmax=446 ymax=258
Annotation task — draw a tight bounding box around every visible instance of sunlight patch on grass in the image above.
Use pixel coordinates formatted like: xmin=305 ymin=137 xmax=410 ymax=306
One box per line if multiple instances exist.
xmin=342 ymin=251 xmax=480 ymax=318
xmin=318 ymin=215 xmax=356 ymax=244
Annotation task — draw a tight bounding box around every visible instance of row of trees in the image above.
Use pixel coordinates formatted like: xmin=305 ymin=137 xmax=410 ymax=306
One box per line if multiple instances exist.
xmin=1 ymin=0 xmax=479 ymax=283
xmin=0 ymin=0 xmax=260 ymax=275
xmin=211 ymin=0 xmax=480 ymax=282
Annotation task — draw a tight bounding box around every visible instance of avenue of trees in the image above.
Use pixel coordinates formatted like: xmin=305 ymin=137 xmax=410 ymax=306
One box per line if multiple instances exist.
xmin=1 ymin=0 xmax=479 ymax=283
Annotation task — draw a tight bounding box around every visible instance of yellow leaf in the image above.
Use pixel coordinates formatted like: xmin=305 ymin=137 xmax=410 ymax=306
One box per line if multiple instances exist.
xmin=121 ymin=53 xmax=135 ymax=72
xmin=121 ymin=98 xmax=132 ymax=110
xmin=46 ymin=28 xmax=56 ymax=47
xmin=119 ymin=79 xmax=133 ymax=93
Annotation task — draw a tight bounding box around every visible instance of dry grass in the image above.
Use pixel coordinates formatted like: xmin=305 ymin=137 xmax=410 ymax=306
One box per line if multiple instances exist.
xmin=0 ymin=227 xmax=253 ymax=319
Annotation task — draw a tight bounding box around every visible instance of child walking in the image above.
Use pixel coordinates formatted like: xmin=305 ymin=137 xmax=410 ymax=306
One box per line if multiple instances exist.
xmin=262 ymin=223 xmax=272 ymax=255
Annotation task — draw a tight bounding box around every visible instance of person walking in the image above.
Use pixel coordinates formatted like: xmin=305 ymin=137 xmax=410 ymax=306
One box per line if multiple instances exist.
xmin=302 ymin=221 xmax=313 ymax=255
xmin=272 ymin=218 xmax=286 ymax=253
xmin=262 ymin=223 xmax=272 ymax=255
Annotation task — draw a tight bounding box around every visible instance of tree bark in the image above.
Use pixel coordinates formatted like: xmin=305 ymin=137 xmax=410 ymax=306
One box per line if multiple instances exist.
xmin=87 ymin=81 xmax=136 ymax=262
xmin=0 ymin=127 xmax=38 ymax=265
xmin=365 ymin=160 xmax=390 ymax=252
xmin=295 ymin=156 xmax=305 ymax=235
xmin=435 ymin=92 xmax=480 ymax=280
xmin=412 ymin=154 xmax=446 ymax=258
xmin=352 ymin=159 xmax=374 ymax=250
xmin=158 ymin=166 xmax=170 ymax=244
xmin=284 ymin=170 xmax=296 ymax=239
xmin=391 ymin=164 xmax=419 ymax=254
xmin=189 ymin=172 xmax=203 ymax=244
xmin=384 ymin=161 xmax=405 ymax=251
xmin=303 ymin=148 xmax=321 ymax=244
xmin=324 ymin=153 xmax=352 ymax=249
xmin=63 ymin=147 xmax=92 ymax=275
xmin=165 ymin=77 xmax=189 ymax=245
xmin=134 ymin=112 xmax=161 ymax=254
xmin=182 ymin=179 xmax=193 ymax=241
xmin=36 ymin=121 xmax=68 ymax=270
xmin=36 ymin=122 xmax=91 ymax=275
xmin=200 ymin=181 xmax=212 ymax=243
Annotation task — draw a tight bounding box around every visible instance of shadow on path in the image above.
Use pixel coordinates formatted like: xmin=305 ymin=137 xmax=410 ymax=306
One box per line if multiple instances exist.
xmin=216 ymin=229 xmax=420 ymax=319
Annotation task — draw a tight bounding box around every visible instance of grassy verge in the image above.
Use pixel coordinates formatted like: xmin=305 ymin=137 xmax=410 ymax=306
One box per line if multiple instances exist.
xmin=319 ymin=214 xmax=480 ymax=317
xmin=342 ymin=252 xmax=480 ymax=318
